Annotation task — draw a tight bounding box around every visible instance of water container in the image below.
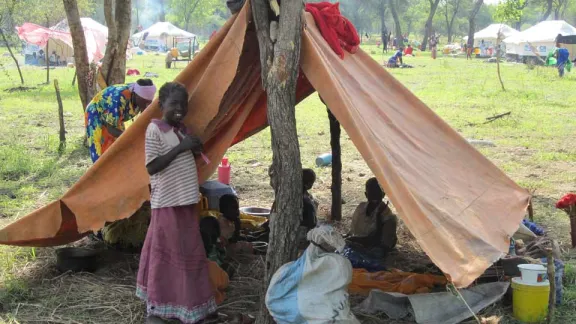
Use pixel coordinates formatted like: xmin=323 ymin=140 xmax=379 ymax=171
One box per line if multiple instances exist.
xmin=200 ymin=180 xmax=236 ymax=211
xmin=218 ymin=157 xmax=231 ymax=185
xmin=315 ymin=153 xmax=332 ymax=167
xmin=512 ymin=277 xmax=550 ymax=323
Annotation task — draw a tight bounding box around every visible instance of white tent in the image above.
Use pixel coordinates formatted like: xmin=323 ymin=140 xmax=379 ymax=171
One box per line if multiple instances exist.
xmin=463 ymin=24 xmax=519 ymax=48
xmin=132 ymin=22 xmax=196 ymax=51
xmin=504 ymin=20 xmax=576 ymax=57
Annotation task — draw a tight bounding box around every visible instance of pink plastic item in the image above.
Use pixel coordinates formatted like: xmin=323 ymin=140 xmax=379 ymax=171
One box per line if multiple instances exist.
xmin=218 ymin=157 xmax=231 ymax=185
xmin=201 ymin=153 xmax=211 ymax=165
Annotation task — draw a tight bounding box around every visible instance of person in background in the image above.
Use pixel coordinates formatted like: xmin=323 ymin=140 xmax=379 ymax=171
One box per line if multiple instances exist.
xmin=199 ymin=216 xmax=230 ymax=305
xmin=346 ymin=177 xmax=398 ymax=259
xmin=219 ymin=194 xmax=253 ymax=255
xmin=137 ymin=82 xmax=216 ymax=324
xmin=429 ymin=34 xmax=438 ymax=60
xmin=555 ymin=43 xmax=570 ymax=77
xmin=466 ymin=40 xmax=473 ymax=60
xmin=404 ymin=44 xmax=414 ymax=56
xmin=387 ymin=48 xmax=403 ymax=68
xmin=303 ymin=168 xmax=319 ymax=213
xmin=85 ymin=79 xmax=156 ymax=163
xmin=165 ymin=50 xmax=174 ymax=69
xmin=480 ymin=39 xmax=487 ymax=56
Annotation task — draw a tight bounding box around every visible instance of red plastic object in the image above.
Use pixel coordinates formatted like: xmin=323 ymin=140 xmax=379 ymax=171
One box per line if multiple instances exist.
xmin=218 ymin=157 xmax=231 ymax=185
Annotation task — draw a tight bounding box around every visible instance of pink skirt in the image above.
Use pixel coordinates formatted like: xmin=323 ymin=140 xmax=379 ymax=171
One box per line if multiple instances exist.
xmin=136 ymin=204 xmax=216 ymax=323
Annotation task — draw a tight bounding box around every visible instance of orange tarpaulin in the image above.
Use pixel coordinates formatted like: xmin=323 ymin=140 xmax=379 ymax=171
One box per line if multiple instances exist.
xmin=0 ymin=2 xmax=529 ymax=287
xmin=349 ymin=269 xmax=447 ymax=296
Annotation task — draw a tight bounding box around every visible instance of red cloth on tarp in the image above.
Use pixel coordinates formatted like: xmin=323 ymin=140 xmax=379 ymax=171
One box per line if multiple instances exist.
xmin=304 ymin=2 xmax=360 ymax=59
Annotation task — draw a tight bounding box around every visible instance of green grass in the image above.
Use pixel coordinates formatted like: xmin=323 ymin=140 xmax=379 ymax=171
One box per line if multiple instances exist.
xmin=1 ymin=45 xmax=576 ymax=322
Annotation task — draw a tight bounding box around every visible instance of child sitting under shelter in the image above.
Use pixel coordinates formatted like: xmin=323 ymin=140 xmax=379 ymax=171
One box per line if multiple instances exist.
xmin=346 ymin=177 xmax=398 ymax=259
xmin=219 ymin=194 xmax=253 ymax=255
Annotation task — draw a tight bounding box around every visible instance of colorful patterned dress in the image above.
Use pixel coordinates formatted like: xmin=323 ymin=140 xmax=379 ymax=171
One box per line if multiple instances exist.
xmin=85 ymin=84 xmax=138 ymax=163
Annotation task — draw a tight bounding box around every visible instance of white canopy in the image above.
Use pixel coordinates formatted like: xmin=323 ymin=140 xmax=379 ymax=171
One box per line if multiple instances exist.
xmin=504 ymin=20 xmax=576 ymax=56
xmin=463 ymin=24 xmax=519 ymax=47
xmin=132 ymin=22 xmax=196 ymax=49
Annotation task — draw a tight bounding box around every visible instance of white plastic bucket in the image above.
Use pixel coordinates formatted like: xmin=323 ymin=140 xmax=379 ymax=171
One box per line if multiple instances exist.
xmin=518 ymin=264 xmax=547 ymax=284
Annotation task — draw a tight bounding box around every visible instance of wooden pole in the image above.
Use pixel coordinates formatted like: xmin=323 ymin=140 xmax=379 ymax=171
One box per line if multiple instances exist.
xmin=46 ymin=43 xmax=50 ymax=84
xmin=54 ymin=79 xmax=66 ymax=149
xmin=546 ymin=248 xmax=556 ymax=324
xmin=72 ymin=70 xmax=77 ymax=86
xmin=528 ymin=198 xmax=534 ymax=222
xmin=328 ymin=108 xmax=342 ymax=221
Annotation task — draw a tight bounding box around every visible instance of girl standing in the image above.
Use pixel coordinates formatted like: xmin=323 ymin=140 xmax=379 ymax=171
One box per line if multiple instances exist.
xmin=137 ymin=82 xmax=216 ymax=323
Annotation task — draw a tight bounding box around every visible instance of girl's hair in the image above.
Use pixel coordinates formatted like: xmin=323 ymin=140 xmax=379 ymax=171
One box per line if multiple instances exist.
xmin=158 ymin=82 xmax=188 ymax=109
xmin=136 ymin=78 xmax=154 ymax=86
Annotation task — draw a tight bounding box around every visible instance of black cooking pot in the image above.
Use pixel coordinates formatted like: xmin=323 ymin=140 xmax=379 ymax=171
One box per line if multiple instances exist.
xmin=55 ymin=247 xmax=101 ymax=273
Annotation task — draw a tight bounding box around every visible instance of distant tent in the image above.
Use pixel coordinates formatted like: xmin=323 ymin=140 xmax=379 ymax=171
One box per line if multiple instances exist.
xmin=504 ymin=20 xmax=576 ymax=57
xmin=463 ymin=24 xmax=519 ymax=48
xmin=132 ymin=22 xmax=196 ymax=50
xmin=16 ymin=18 xmax=108 ymax=63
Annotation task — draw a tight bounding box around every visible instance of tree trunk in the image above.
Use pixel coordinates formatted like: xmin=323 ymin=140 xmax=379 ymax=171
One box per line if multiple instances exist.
xmin=328 ymin=109 xmax=342 ymax=222
xmin=541 ymin=0 xmax=553 ymax=21
xmin=252 ymin=0 xmax=304 ymax=322
xmin=445 ymin=0 xmax=462 ymax=44
xmin=467 ymin=0 xmax=484 ymax=48
xmin=421 ymin=0 xmax=441 ymax=51
xmin=380 ymin=0 xmax=388 ymax=53
xmin=102 ymin=0 xmax=132 ymax=87
xmin=389 ymin=0 xmax=403 ymax=46
xmin=159 ymin=0 xmax=166 ymax=22
xmin=0 ymin=29 xmax=24 ymax=84
xmin=63 ymin=0 xmax=94 ymax=110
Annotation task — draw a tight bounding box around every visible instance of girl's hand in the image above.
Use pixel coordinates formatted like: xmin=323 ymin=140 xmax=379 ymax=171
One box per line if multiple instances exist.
xmin=179 ymin=135 xmax=203 ymax=153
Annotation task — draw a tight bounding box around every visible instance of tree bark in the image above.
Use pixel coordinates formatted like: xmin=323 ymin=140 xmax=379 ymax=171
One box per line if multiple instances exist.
xmin=467 ymin=0 xmax=484 ymax=48
xmin=421 ymin=0 xmax=441 ymax=51
xmin=101 ymin=0 xmax=132 ymax=87
xmin=252 ymin=0 xmax=304 ymax=322
xmin=63 ymin=0 xmax=94 ymax=110
xmin=389 ymin=0 xmax=403 ymax=46
xmin=328 ymin=109 xmax=342 ymax=222
xmin=0 ymin=29 xmax=24 ymax=85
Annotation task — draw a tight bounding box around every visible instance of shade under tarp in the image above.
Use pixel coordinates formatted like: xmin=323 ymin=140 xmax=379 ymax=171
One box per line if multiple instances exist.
xmin=0 ymin=2 xmax=529 ymax=288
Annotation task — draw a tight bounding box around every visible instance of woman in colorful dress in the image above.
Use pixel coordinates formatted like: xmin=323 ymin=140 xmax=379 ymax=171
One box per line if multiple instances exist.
xmin=137 ymin=82 xmax=217 ymax=323
xmin=85 ymin=79 xmax=157 ymax=163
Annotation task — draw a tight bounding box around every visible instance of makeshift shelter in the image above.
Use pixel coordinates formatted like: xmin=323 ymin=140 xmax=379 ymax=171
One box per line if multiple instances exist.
xmin=463 ymin=24 xmax=519 ymax=48
xmin=132 ymin=22 xmax=197 ymax=51
xmin=0 ymin=3 xmax=529 ymax=288
xmin=557 ymin=35 xmax=576 ymax=61
xmin=16 ymin=18 xmax=108 ymax=64
xmin=504 ymin=20 xmax=576 ymax=58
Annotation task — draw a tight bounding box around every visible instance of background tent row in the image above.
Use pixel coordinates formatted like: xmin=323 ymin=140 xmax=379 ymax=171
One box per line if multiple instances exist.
xmin=0 ymin=3 xmax=530 ymax=288
xmin=17 ymin=18 xmax=107 ymax=64
xmin=132 ymin=21 xmax=197 ymax=51
xmin=463 ymin=24 xmax=519 ymax=48
xmin=504 ymin=20 xmax=576 ymax=59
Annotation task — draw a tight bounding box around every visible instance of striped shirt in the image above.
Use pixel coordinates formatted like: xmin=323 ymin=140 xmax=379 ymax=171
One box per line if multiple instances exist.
xmin=145 ymin=121 xmax=199 ymax=209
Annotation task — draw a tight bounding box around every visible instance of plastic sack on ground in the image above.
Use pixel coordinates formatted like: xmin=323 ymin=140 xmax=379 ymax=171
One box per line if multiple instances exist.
xmin=265 ymin=226 xmax=359 ymax=324
xmin=340 ymin=245 xmax=387 ymax=272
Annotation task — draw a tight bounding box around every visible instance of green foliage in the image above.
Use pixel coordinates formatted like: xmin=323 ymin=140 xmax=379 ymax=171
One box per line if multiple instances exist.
xmin=167 ymin=0 xmax=222 ymax=31
xmin=494 ymin=0 xmax=527 ymax=23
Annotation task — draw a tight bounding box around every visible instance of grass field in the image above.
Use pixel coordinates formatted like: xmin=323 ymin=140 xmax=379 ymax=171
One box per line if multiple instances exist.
xmin=0 ymin=45 xmax=575 ymax=323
